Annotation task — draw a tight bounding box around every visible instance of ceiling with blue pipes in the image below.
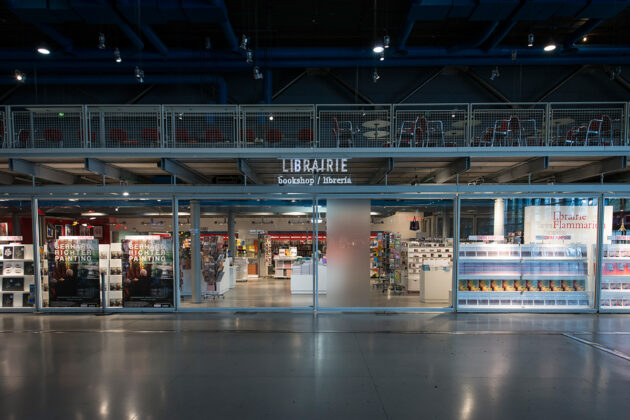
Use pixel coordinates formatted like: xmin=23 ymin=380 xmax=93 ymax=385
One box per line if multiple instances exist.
xmin=1 ymin=0 xmax=630 ymax=104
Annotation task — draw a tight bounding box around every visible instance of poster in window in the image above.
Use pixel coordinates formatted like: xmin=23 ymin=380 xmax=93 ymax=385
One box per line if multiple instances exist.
xmin=0 ymin=223 xmax=8 ymax=236
xmin=64 ymin=224 xmax=73 ymax=236
xmin=47 ymin=238 xmax=100 ymax=307
xmin=93 ymin=225 xmax=103 ymax=239
xmin=55 ymin=225 xmax=63 ymax=238
xmin=47 ymin=223 xmax=54 ymax=238
xmin=122 ymin=237 xmax=174 ymax=308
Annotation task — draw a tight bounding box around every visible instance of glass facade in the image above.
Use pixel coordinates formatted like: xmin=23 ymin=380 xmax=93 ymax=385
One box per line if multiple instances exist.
xmin=0 ymin=193 xmax=628 ymax=313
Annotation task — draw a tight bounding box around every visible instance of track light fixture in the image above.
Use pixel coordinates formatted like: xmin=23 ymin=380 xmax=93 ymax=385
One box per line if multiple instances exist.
xmin=527 ymin=33 xmax=534 ymax=47
xmin=113 ymin=48 xmax=122 ymax=63
xmin=37 ymin=44 xmax=50 ymax=55
xmin=543 ymin=40 xmax=557 ymax=52
xmin=240 ymin=34 xmax=248 ymax=50
xmin=14 ymin=69 xmax=25 ymax=82
xmin=253 ymin=66 xmax=263 ymax=80
xmin=384 ymin=35 xmax=391 ymax=49
xmin=379 ymin=51 xmax=385 ymax=61
xmin=373 ymin=43 xmax=384 ymax=54
xmin=98 ymin=33 xmax=106 ymax=50
xmin=246 ymin=49 xmax=253 ymax=63
xmin=490 ymin=66 xmax=499 ymax=81
xmin=372 ymin=69 xmax=380 ymax=83
xmin=204 ymin=36 xmax=211 ymax=50
xmin=582 ymin=36 xmax=588 ymax=42
xmin=134 ymin=66 xmax=144 ymax=83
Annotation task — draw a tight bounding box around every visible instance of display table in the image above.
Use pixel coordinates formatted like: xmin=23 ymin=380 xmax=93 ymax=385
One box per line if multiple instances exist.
xmin=234 ymin=257 xmax=248 ymax=282
xmin=290 ymin=263 xmax=327 ymax=294
xmin=419 ymin=261 xmax=452 ymax=303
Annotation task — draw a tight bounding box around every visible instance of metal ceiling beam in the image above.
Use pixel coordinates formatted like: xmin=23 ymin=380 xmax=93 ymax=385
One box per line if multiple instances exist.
xmin=484 ymin=2 xmax=527 ymax=51
xmin=536 ymin=66 xmax=587 ymax=102
xmin=158 ymin=158 xmax=209 ymax=184
xmin=368 ymin=158 xmax=395 ymax=184
xmin=237 ymin=159 xmax=261 ymax=185
xmin=494 ymin=157 xmax=549 ymax=183
xmin=8 ymin=159 xmax=77 ymax=185
xmin=327 ymin=71 xmax=373 ymax=104
xmin=556 ymin=156 xmax=627 ymax=183
xmin=614 ymin=74 xmax=630 ymax=93
xmin=126 ymin=84 xmax=156 ymax=104
xmin=459 ymin=67 xmax=512 ymax=104
xmin=272 ymin=71 xmax=306 ymax=100
xmin=395 ymin=1 xmax=419 ymax=51
xmin=32 ymin=23 xmax=74 ymax=53
xmin=141 ymin=25 xmax=168 ymax=56
xmin=0 ymin=172 xmax=14 ymax=185
xmin=84 ymin=158 xmax=145 ymax=183
xmin=431 ymin=158 xmax=471 ymax=184
xmin=564 ymin=19 xmax=604 ymax=49
xmin=208 ymin=0 xmax=239 ymax=51
xmin=398 ymin=67 xmax=444 ymax=103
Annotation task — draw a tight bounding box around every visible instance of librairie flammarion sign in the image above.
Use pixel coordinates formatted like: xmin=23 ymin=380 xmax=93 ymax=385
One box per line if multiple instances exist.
xmin=278 ymin=158 xmax=352 ymax=185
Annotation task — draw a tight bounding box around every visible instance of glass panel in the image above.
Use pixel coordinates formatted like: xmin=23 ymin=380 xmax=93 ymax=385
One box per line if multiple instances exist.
xmin=318 ymin=198 xmax=455 ymax=308
xmin=600 ymin=198 xmax=630 ymax=311
xmin=38 ymin=199 xmax=174 ymax=309
xmin=0 ymin=200 xmax=35 ymax=310
xmin=458 ymin=197 xmax=600 ymax=311
xmin=177 ymin=199 xmax=315 ymax=308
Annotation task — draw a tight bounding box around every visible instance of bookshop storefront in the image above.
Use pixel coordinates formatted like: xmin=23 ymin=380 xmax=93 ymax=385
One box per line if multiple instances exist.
xmin=1 ymin=182 xmax=629 ymax=314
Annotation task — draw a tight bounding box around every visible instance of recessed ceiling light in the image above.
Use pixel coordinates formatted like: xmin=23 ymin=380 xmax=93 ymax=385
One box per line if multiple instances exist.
xmin=37 ymin=46 xmax=50 ymax=55
xmin=81 ymin=212 xmax=106 ymax=216
xmin=283 ymin=212 xmax=306 ymax=216
xmin=373 ymin=45 xmax=384 ymax=53
xmin=543 ymin=42 xmax=556 ymax=52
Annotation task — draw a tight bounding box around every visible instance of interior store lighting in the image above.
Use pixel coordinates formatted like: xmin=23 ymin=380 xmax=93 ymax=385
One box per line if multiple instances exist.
xmin=582 ymin=36 xmax=588 ymax=42
xmin=284 ymin=212 xmax=307 ymax=216
xmin=373 ymin=44 xmax=384 ymax=53
xmin=379 ymin=51 xmax=385 ymax=61
xmin=122 ymin=192 xmax=129 ymax=196
xmin=98 ymin=33 xmax=106 ymax=49
xmin=527 ymin=33 xmax=534 ymax=47
xmin=543 ymin=41 xmax=557 ymax=52
xmin=14 ymin=69 xmax=25 ymax=82
xmin=114 ymin=48 xmax=122 ymax=63
xmin=37 ymin=45 xmax=50 ymax=55
xmin=383 ymin=35 xmax=391 ymax=49
xmin=81 ymin=212 xmax=106 ymax=216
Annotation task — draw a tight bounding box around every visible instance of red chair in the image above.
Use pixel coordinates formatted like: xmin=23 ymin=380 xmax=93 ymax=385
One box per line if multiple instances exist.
xmin=297 ymin=128 xmax=313 ymax=144
xmin=109 ymin=128 xmax=134 ymax=146
xmin=398 ymin=116 xmax=419 ymax=147
xmin=204 ymin=128 xmax=223 ymax=143
xmin=17 ymin=130 xmax=30 ymax=147
xmin=418 ymin=116 xmax=445 ymax=147
xmin=332 ymin=117 xmax=354 ymax=147
xmin=241 ymin=128 xmax=255 ymax=143
xmin=489 ymin=116 xmax=521 ymax=146
xmin=586 ymin=115 xmax=612 ymax=146
xmin=266 ymin=129 xmax=282 ymax=143
xmin=175 ymin=128 xmax=192 ymax=143
xmin=43 ymin=128 xmax=63 ymax=143
xmin=565 ymin=126 xmax=585 ymax=146
xmin=141 ymin=127 xmax=159 ymax=146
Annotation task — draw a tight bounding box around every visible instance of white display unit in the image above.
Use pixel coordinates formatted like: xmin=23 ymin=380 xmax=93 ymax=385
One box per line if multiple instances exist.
xmin=403 ymin=241 xmax=452 ymax=302
xmin=234 ymin=257 xmax=248 ymax=282
xmin=290 ymin=262 xmax=327 ymax=294
xmin=600 ymin=244 xmax=630 ymax=310
xmin=458 ymin=243 xmax=590 ymax=310
xmin=0 ymin=244 xmax=35 ymax=309
xmin=274 ymin=255 xmax=297 ymax=278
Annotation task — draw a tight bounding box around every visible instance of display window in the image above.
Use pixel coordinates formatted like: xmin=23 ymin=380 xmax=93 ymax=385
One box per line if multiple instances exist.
xmin=37 ymin=199 xmax=174 ymax=309
xmin=177 ymin=199 xmax=316 ymax=308
xmin=458 ymin=197 xmax=601 ymax=311
xmin=600 ymin=197 xmax=630 ymax=311
xmin=0 ymin=200 xmax=35 ymax=311
xmin=317 ymin=198 xmax=455 ymax=309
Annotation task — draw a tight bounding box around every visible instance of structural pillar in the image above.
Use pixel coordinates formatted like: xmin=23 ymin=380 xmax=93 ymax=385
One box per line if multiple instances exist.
xmin=12 ymin=212 xmax=20 ymax=236
xmin=494 ymin=198 xmax=505 ymax=238
xmin=228 ymin=209 xmax=236 ymax=258
xmin=442 ymin=210 xmax=449 ymax=238
xmin=190 ymin=200 xmax=201 ymax=303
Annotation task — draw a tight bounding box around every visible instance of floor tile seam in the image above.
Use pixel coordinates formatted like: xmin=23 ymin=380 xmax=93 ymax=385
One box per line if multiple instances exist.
xmin=562 ymin=333 xmax=630 ymax=362
xmin=352 ymin=332 xmax=390 ymax=420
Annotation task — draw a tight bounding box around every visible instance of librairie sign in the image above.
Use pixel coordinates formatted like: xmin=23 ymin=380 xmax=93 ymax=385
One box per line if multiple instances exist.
xmin=278 ymin=158 xmax=352 ymax=185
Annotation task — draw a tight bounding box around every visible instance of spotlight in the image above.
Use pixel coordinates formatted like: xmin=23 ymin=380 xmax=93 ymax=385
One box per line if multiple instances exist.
xmin=527 ymin=33 xmax=534 ymax=47
xmin=98 ymin=33 xmax=106 ymax=50
xmin=379 ymin=51 xmax=384 ymax=61
xmin=544 ymin=41 xmax=556 ymax=52
xmin=269 ymin=115 xmax=274 ymax=121
xmin=204 ymin=36 xmax=211 ymax=50
xmin=253 ymin=66 xmax=263 ymax=80
xmin=246 ymin=49 xmax=253 ymax=63
xmin=384 ymin=35 xmax=391 ymax=49
xmin=113 ymin=48 xmax=122 ymax=63
xmin=373 ymin=44 xmax=384 ymax=54
xmin=372 ymin=69 xmax=380 ymax=83
xmin=37 ymin=45 xmax=50 ymax=55
xmin=14 ymin=69 xmax=25 ymax=82
xmin=240 ymin=34 xmax=248 ymax=50
xmin=122 ymin=191 xmax=129 ymax=196
xmin=490 ymin=66 xmax=500 ymax=81
xmin=134 ymin=66 xmax=144 ymax=83
xmin=582 ymin=36 xmax=588 ymax=42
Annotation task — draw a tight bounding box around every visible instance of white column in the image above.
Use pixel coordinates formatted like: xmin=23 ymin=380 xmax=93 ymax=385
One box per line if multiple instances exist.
xmin=494 ymin=199 xmax=505 ymax=238
xmin=190 ymin=200 xmax=201 ymax=303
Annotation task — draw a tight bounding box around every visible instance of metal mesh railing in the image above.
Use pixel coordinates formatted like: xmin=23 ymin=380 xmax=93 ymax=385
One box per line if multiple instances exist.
xmin=471 ymin=104 xmax=546 ymax=147
xmin=241 ymin=106 xmax=314 ymax=148
xmin=394 ymin=105 xmax=468 ymax=147
xmin=11 ymin=108 xmax=83 ymax=148
xmin=87 ymin=107 xmax=161 ymax=148
xmin=318 ymin=106 xmax=390 ymax=148
xmin=2 ymin=103 xmax=629 ymax=149
xmin=165 ymin=106 xmax=238 ymax=148
xmin=549 ymin=103 xmax=625 ymax=146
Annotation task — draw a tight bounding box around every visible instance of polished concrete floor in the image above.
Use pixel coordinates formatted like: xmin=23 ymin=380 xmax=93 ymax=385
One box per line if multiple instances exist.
xmin=1 ymin=313 xmax=630 ymax=419
xmin=181 ymin=276 xmax=448 ymax=308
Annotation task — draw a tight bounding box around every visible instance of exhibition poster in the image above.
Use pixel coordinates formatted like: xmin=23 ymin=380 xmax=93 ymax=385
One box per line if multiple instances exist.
xmin=48 ymin=238 xmax=100 ymax=307
xmin=122 ymin=236 xmax=174 ymax=307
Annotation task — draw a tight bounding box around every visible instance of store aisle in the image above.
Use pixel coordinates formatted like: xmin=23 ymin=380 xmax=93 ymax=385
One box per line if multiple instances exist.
xmin=1 ymin=313 xmax=629 ymax=419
